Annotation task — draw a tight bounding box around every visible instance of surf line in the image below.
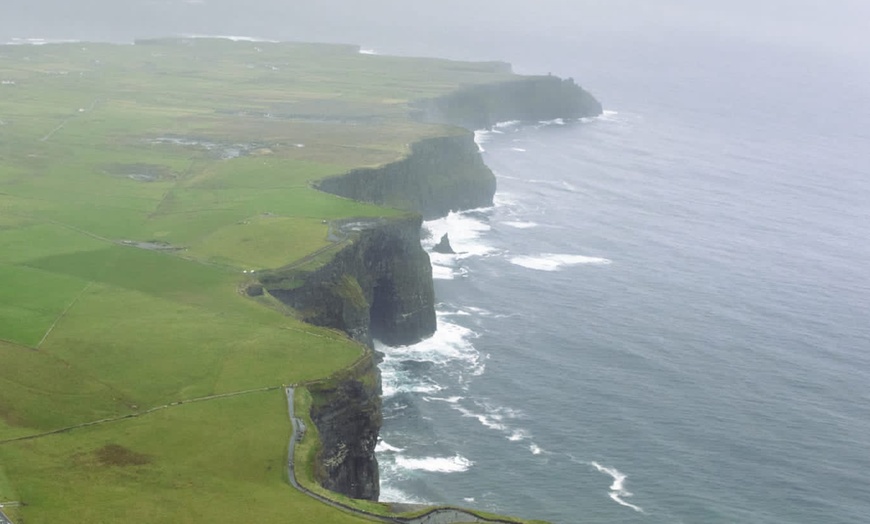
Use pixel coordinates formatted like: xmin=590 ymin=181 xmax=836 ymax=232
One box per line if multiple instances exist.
xmin=591 ymin=461 xmax=645 ymax=513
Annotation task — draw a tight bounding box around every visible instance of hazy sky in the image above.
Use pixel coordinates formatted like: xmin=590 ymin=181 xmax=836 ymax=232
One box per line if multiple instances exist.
xmin=3 ymin=0 xmax=868 ymax=60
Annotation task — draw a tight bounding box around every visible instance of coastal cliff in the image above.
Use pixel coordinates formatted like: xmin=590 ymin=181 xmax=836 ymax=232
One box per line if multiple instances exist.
xmin=272 ymin=73 xmax=601 ymax=504
xmin=317 ymin=133 xmax=496 ymax=220
xmin=412 ymin=75 xmax=603 ymax=129
xmin=262 ymin=215 xmax=436 ymax=348
xmin=306 ymin=354 xmax=383 ymax=501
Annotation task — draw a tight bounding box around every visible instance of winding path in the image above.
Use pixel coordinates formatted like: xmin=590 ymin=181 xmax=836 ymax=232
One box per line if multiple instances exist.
xmin=283 ymin=388 xmax=518 ymax=524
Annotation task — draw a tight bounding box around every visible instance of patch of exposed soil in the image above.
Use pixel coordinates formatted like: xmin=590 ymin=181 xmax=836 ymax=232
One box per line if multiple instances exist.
xmin=95 ymin=444 xmax=151 ymax=467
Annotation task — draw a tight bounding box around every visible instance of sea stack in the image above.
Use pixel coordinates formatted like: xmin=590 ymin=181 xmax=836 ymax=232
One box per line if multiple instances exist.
xmin=432 ymin=233 xmax=456 ymax=254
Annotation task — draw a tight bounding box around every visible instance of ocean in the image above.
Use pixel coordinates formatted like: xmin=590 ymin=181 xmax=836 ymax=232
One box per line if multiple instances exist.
xmin=374 ymin=31 xmax=870 ymax=524
xmin=3 ymin=2 xmax=870 ymax=523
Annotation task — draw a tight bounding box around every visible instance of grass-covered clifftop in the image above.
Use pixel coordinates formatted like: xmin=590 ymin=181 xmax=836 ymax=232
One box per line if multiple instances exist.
xmin=0 ymin=37 xmax=597 ymax=523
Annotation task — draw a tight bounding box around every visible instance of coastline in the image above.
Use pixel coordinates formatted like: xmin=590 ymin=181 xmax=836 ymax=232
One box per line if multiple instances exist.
xmin=0 ymin=38 xmax=599 ymax=524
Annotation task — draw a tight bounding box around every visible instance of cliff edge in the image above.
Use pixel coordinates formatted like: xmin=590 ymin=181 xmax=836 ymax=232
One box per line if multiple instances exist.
xmin=272 ymin=73 xmax=601 ymax=504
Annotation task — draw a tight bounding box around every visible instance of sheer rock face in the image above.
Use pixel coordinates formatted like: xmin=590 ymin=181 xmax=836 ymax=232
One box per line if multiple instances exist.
xmin=317 ymin=133 xmax=496 ymax=220
xmin=307 ymin=354 xmax=383 ymax=501
xmin=264 ymin=215 xmax=436 ymax=348
xmin=411 ymin=75 xmax=604 ymax=130
xmin=265 ymin=73 xmax=602 ymax=503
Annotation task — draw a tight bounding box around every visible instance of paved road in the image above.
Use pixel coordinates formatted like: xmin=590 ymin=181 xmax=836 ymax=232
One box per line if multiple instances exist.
xmin=0 ymin=506 xmax=14 ymax=524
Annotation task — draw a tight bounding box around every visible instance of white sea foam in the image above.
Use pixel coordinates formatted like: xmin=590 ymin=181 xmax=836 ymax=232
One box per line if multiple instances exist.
xmin=395 ymin=454 xmax=473 ymax=473
xmin=424 ymin=396 xmax=464 ymax=404
xmin=379 ymin=484 xmax=427 ymax=504
xmin=591 ymin=462 xmax=644 ymax=513
xmin=377 ymin=317 xmax=483 ymax=397
xmin=530 ymin=444 xmax=544 ymax=455
xmin=452 ymin=400 xmax=526 ymax=434
xmin=359 ymin=48 xmax=378 ymax=55
xmin=511 ymin=147 xmax=527 ymax=152
xmin=181 ymin=34 xmax=279 ymax=43
xmin=5 ymin=38 xmax=81 ymax=46
xmin=501 ymin=221 xmax=538 ymax=229
xmin=507 ymin=429 xmax=530 ymax=441
xmin=493 ymin=120 xmax=522 ymax=130
xmin=538 ymin=117 xmax=566 ymax=126
xmin=473 ymin=129 xmax=492 ymax=152
xmin=509 ymin=254 xmax=612 ymax=271
xmin=376 ymin=441 xmax=405 ymax=453
xmin=424 ymin=210 xmax=496 ymax=259
xmin=452 ymin=405 xmax=508 ymax=431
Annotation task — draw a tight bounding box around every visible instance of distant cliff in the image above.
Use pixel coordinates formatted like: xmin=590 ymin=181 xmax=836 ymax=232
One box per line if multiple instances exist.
xmin=316 ymin=134 xmax=496 ymax=220
xmin=412 ymin=75 xmax=603 ymax=129
xmin=316 ymin=75 xmax=601 ymax=220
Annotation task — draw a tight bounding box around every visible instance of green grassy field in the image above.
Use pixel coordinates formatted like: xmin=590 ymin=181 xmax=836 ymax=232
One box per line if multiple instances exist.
xmin=0 ymin=38 xmax=524 ymax=523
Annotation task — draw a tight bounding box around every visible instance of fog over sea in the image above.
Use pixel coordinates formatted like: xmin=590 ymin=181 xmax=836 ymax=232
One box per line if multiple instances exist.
xmin=4 ymin=2 xmax=870 ymax=523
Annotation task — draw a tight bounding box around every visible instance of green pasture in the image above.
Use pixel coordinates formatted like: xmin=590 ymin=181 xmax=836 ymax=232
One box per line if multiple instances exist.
xmin=0 ymin=38 xmax=521 ymax=523
xmin=0 ymin=391 xmax=375 ymax=524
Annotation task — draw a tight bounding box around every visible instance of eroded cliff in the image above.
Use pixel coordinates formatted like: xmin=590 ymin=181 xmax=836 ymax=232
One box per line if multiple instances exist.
xmin=262 ymin=215 xmax=436 ymax=348
xmin=412 ymin=74 xmax=603 ymax=129
xmin=316 ymin=134 xmax=496 ymax=220
xmin=306 ymin=353 xmax=382 ymax=500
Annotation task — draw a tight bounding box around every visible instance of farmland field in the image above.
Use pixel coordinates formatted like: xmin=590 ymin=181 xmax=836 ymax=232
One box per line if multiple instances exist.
xmin=0 ymin=38 xmax=515 ymax=523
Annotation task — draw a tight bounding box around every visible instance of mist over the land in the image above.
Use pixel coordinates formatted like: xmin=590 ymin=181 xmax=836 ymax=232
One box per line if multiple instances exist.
xmin=4 ymin=0 xmax=869 ymax=67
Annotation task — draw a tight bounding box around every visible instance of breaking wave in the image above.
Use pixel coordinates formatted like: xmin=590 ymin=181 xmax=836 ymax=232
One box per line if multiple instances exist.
xmin=591 ymin=462 xmax=644 ymax=513
xmin=395 ymin=454 xmax=474 ymax=473
xmin=509 ymin=253 xmax=612 ymax=271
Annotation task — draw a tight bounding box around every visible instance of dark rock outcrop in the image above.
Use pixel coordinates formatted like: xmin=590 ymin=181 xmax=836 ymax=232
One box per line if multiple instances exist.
xmin=316 ymin=133 xmax=496 ymax=220
xmin=432 ymin=233 xmax=455 ymax=254
xmin=261 ymin=215 xmax=436 ymax=348
xmin=307 ymin=354 xmax=382 ymax=500
xmin=412 ymin=75 xmax=602 ymax=129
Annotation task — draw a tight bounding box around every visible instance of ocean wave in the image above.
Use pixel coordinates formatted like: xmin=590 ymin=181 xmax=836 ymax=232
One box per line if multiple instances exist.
xmin=537 ymin=117 xmax=566 ymax=126
xmin=451 ymin=400 xmax=525 ymax=434
xmin=376 ymin=440 xmax=405 ymax=453
xmin=377 ymin=317 xmax=483 ymax=397
xmin=424 ymin=395 xmax=464 ymax=404
xmin=510 ymin=147 xmax=527 ymax=152
xmin=591 ymin=462 xmax=644 ymax=513
xmin=474 ymin=130 xmax=491 ymax=152
xmin=395 ymin=454 xmax=473 ymax=473
xmin=501 ymin=220 xmax=539 ymax=229
xmin=509 ymin=253 xmax=612 ymax=271
xmin=359 ymin=48 xmax=378 ymax=55
xmin=5 ymin=38 xmax=82 ymax=46
xmin=379 ymin=484 xmax=428 ymax=504
xmin=493 ymin=120 xmax=522 ymax=130
xmin=181 ymin=34 xmax=278 ymax=43
xmin=424 ymin=210 xmax=496 ymax=259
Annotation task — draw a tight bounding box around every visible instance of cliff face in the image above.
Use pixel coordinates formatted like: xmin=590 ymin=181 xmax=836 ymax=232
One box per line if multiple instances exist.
xmin=316 ymin=134 xmax=496 ymax=220
xmin=412 ymin=75 xmax=603 ymax=130
xmin=263 ymin=216 xmax=436 ymax=348
xmin=307 ymin=354 xmax=382 ymax=500
xmin=272 ymin=73 xmax=602 ymax=504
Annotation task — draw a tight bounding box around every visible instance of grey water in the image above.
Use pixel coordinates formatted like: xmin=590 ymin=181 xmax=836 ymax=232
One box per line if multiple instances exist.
xmin=4 ymin=2 xmax=870 ymax=523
